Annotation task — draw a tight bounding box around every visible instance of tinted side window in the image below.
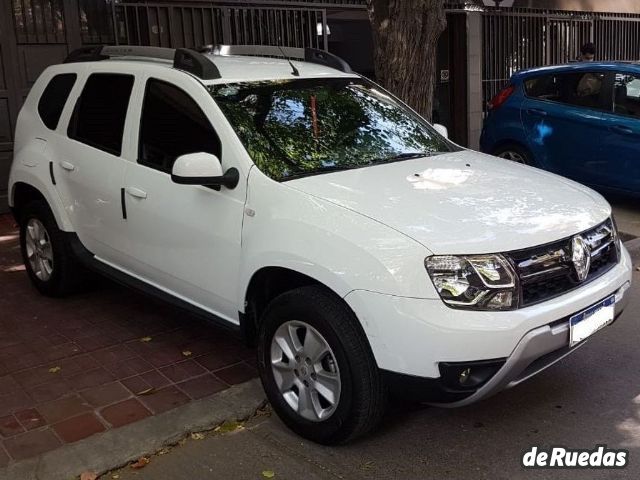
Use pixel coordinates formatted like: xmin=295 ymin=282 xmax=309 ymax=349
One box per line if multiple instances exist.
xmin=525 ymin=74 xmax=561 ymax=102
xmin=68 ymin=74 xmax=134 ymax=156
xmin=38 ymin=73 xmax=77 ymax=130
xmin=614 ymin=73 xmax=640 ymax=118
xmin=139 ymin=79 xmax=221 ymax=173
xmin=525 ymin=72 xmax=605 ymax=109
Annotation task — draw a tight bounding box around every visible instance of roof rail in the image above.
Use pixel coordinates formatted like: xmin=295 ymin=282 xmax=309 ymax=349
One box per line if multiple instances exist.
xmin=205 ymin=44 xmax=352 ymax=73
xmin=63 ymin=45 xmax=221 ymax=80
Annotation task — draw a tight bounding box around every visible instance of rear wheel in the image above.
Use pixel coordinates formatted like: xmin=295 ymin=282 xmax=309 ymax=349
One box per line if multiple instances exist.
xmin=257 ymin=286 xmax=386 ymax=444
xmin=493 ymin=143 xmax=533 ymax=166
xmin=19 ymin=201 xmax=86 ymax=296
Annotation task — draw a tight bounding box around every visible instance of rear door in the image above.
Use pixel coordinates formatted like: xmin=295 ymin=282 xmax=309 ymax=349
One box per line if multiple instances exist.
xmin=52 ymin=69 xmax=136 ymax=263
xmin=595 ymin=71 xmax=640 ymax=193
xmin=521 ymin=70 xmax=608 ymax=185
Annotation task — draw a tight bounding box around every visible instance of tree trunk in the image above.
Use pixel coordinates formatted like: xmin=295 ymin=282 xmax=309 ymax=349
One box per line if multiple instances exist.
xmin=366 ymin=0 xmax=446 ymax=121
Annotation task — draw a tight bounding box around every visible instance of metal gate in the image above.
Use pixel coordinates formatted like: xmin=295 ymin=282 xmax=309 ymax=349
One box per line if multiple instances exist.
xmin=110 ymin=3 xmax=328 ymax=51
xmin=0 ymin=0 xmax=331 ymax=211
xmin=482 ymin=9 xmax=640 ymax=111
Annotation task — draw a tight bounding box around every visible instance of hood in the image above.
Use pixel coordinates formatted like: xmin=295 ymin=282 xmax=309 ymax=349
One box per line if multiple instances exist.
xmin=286 ymin=151 xmax=611 ymax=255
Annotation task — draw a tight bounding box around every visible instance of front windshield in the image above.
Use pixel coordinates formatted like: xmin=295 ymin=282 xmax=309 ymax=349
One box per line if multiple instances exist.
xmin=209 ymin=78 xmax=458 ymax=181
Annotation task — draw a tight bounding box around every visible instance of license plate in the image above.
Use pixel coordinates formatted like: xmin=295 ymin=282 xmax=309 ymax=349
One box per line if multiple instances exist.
xmin=569 ymin=295 xmax=615 ymax=347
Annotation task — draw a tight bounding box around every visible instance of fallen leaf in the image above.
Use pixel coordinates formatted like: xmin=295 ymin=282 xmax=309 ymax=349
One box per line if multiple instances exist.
xmin=135 ymin=387 xmax=155 ymax=396
xmin=140 ymin=336 xmax=152 ymax=342
xmin=130 ymin=457 xmax=150 ymax=469
xmin=112 ymin=475 xmax=120 ymax=479
xmin=80 ymin=471 xmax=97 ymax=480
xmin=182 ymin=350 xmax=192 ymax=357
xmin=214 ymin=420 xmax=244 ymax=433
xmin=48 ymin=366 xmax=61 ymax=374
xmin=262 ymin=471 xmax=275 ymax=479
xmin=190 ymin=432 xmax=205 ymax=440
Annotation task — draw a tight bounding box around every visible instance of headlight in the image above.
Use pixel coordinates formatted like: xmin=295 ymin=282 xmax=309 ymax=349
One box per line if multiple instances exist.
xmin=425 ymin=254 xmax=518 ymax=310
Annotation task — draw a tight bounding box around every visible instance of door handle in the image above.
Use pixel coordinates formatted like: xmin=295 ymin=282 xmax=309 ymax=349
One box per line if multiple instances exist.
xmin=610 ymin=125 xmax=633 ymax=135
xmin=526 ymin=108 xmax=548 ymax=116
xmin=59 ymin=161 xmax=75 ymax=171
xmin=125 ymin=187 xmax=147 ymax=199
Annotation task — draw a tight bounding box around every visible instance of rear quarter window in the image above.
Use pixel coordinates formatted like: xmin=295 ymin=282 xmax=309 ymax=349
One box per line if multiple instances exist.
xmin=37 ymin=73 xmax=77 ymax=130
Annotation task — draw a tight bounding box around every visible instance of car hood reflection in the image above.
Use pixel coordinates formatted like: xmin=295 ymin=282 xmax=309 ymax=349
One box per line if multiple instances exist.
xmin=287 ymin=151 xmax=611 ymax=254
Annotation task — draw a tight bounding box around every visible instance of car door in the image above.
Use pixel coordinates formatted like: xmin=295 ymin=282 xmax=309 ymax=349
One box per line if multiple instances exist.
xmin=52 ymin=68 xmax=136 ymax=263
xmin=520 ymin=70 xmax=608 ymax=185
xmin=595 ymin=71 xmax=640 ymax=193
xmin=121 ymin=72 xmax=247 ymax=323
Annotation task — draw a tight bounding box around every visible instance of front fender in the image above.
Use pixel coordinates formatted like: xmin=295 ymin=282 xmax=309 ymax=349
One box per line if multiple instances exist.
xmin=238 ymin=170 xmax=438 ymax=318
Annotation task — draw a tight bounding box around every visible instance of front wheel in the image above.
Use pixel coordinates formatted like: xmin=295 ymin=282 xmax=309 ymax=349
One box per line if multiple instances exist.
xmin=257 ymin=286 xmax=386 ymax=444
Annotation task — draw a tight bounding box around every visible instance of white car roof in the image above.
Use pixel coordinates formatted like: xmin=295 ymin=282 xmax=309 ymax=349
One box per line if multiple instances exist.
xmin=62 ymin=45 xmax=358 ymax=84
xmin=199 ymin=54 xmax=358 ymax=84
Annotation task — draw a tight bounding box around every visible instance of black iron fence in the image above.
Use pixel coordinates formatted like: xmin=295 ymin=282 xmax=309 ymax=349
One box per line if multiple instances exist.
xmin=481 ymin=8 xmax=640 ymax=111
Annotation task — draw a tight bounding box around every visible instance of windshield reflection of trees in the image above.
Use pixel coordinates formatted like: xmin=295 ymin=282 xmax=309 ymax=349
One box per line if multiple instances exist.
xmin=210 ymin=79 xmax=454 ymax=181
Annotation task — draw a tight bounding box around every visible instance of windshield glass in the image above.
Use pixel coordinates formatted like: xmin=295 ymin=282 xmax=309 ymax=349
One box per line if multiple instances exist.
xmin=209 ymin=78 xmax=458 ymax=181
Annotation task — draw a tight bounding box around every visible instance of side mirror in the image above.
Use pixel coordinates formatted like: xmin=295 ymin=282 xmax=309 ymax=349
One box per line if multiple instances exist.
xmin=433 ymin=123 xmax=449 ymax=139
xmin=171 ymin=152 xmax=239 ymax=190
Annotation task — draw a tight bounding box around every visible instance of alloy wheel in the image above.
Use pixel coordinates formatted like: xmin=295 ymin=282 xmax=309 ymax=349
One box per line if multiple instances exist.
xmin=498 ymin=150 xmax=526 ymax=164
xmin=270 ymin=320 xmax=341 ymax=422
xmin=25 ymin=218 xmax=54 ymax=281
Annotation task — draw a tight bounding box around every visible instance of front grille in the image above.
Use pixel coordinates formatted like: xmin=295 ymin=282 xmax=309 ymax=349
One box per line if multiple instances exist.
xmin=508 ymin=218 xmax=619 ymax=307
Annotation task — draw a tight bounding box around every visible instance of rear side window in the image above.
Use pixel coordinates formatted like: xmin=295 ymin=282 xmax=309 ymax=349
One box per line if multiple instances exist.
xmin=138 ymin=79 xmax=221 ymax=173
xmin=38 ymin=73 xmax=76 ymax=130
xmin=614 ymin=73 xmax=640 ymax=118
xmin=68 ymin=73 xmax=134 ymax=156
xmin=525 ymin=72 xmax=606 ymax=110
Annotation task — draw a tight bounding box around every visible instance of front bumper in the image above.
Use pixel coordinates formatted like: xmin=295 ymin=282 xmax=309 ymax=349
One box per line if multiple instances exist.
xmin=344 ymin=244 xmax=633 ymax=404
xmin=433 ymin=281 xmax=630 ymax=406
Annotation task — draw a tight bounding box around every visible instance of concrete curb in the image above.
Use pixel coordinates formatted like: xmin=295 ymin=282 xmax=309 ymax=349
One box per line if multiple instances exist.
xmin=0 ymin=379 xmax=265 ymax=480
xmin=624 ymin=237 xmax=640 ymax=264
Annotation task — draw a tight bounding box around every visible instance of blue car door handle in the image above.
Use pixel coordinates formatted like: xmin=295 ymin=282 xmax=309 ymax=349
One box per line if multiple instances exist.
xmin=610 ymin=125 xmax=634 ymax=135
xmin=526 ymin=108 xmax=548 ymax=116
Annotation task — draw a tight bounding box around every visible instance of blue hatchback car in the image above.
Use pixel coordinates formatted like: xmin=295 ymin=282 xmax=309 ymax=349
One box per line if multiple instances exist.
xmin=480 ymin=62 xmax=640 ymax=195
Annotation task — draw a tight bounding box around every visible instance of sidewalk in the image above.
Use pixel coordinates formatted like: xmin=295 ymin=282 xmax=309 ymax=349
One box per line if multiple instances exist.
xmin=0 ymin=214 xmax=257 ymax=467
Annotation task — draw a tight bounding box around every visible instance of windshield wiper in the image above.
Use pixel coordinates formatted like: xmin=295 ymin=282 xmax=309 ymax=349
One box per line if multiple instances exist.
xmin=369 ymin=152 xmax=437 ymax=165
xmin=283 ymin=164 xmax=363 ymax=181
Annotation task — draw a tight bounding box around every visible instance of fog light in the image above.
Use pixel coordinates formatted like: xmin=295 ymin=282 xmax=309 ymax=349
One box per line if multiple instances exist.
xmin=459 ymin=368 xmax=471 ymax=385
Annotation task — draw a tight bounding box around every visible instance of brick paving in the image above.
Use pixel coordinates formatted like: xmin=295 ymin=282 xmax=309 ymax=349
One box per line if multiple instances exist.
xmin=0 ymin=213 xmax=257 ymax=465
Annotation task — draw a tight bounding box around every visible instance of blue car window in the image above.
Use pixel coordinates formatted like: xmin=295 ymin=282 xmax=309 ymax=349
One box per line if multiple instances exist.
xmin=525 ymin=72 xmax=605 ymax=110
xmin=614 ymin=73 xmax=640 ymax=117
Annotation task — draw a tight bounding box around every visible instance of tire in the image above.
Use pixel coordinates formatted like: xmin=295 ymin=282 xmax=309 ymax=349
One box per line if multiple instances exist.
xmin=19 ymin=200 xmax=86 ymax=296
xmin=492 ymin=143 xmax=534 ymax=166
xmin=257 ymin=285 xmax=386 ymax=444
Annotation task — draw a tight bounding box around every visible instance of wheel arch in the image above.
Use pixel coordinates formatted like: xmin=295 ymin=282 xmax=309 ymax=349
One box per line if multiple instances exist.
xmin=9 ymin=176 xmax=73 ymax=232
xmin=241 ymin=266 xmax=349 ymax=346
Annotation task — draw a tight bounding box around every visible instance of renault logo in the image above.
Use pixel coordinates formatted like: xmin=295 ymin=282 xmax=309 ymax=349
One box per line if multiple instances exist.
xmin=571 ymin=235 xmax=591 ymax=282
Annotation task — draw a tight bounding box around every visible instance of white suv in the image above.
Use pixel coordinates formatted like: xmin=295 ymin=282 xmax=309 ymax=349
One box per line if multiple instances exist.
xmin=8 ymin=45 xmax=633 ymax=444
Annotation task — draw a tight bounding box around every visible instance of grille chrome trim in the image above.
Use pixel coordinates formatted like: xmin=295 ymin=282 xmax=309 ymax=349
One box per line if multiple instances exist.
xmin=508 ymin=218 xmax=619 ymax=307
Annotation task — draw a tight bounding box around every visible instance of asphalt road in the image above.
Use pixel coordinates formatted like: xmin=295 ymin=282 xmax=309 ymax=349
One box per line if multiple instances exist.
xmin=111 ymin=269 xmax=640 ymax=480
xmin=611 ymin=197 xmax=640 ymax=239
